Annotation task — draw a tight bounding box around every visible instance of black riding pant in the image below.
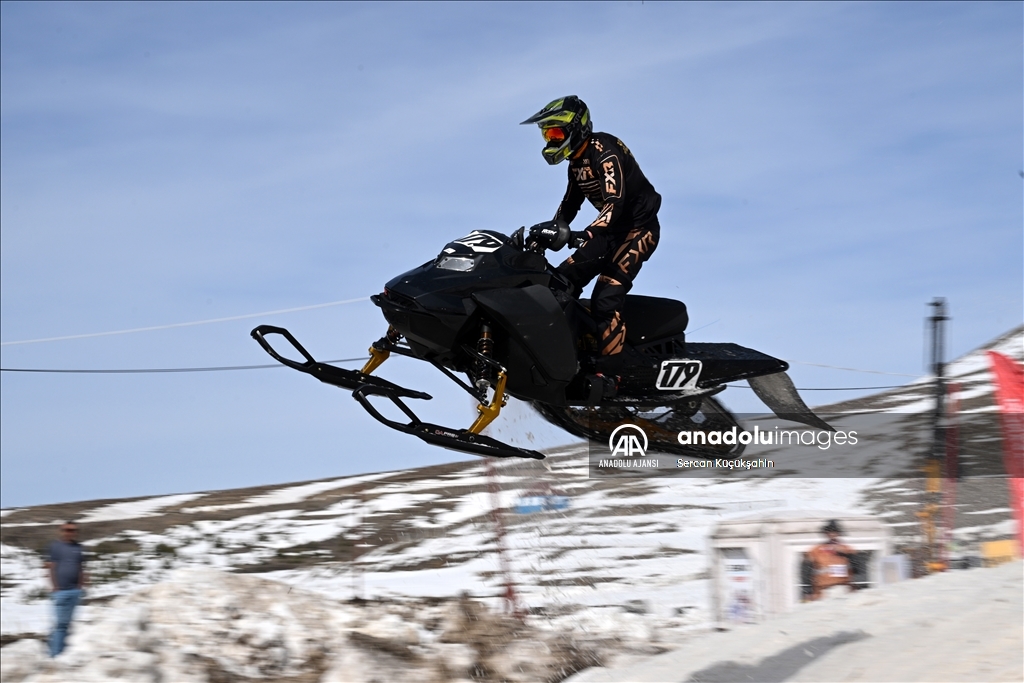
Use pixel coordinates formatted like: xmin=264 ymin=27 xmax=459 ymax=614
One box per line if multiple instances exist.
xmin=555 ymin=219 xmax=660 ymax=355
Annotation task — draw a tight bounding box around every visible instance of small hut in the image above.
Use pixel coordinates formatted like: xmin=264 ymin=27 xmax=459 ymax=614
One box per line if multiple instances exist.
xmin=709 ymin=511 xmax=892 ymax=626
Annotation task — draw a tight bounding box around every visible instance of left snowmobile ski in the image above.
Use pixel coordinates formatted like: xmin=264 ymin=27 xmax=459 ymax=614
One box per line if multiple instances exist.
xmin=251 ymin=325 xmax=544 ymax=460
xmin=252 ymin=220 xmax=833 ymax=461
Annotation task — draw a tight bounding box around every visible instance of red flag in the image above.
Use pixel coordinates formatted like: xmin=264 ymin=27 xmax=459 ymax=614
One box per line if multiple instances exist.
xmin=987 ymin=351 xmax=1024 ymax=551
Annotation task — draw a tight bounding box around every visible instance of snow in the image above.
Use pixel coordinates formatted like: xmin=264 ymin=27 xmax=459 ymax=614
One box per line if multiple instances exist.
xmin=2 ymin=452 xmax=1010 ymax=645
xmin=276 ymin=469 xmax=874 ymax=615
xmin=78 ymin=494 xmax=205 ymax=523
xmin=0 ymin=603 xmax=50 ymax=636
xmin=238 ymin=473 xmax=397 ymax=507
xmin=364 ymin=492 xmax=441 ymax=513
xmin=567 ymin=561 xmax=1023 ymax=683
xmin=432 ymin=491 xmax=494 ymax=526
xmin=950 ymin=519 xmax=1018 ymax=538
xmin=713 ymin=498 xmax=788 ymax=512
xmin=1 ymin=570 xmax=355 ymax=682
xmin=1 ymin=327 xmax=1019 ymax=680
xmin=4 ymin=562 xmax=1018 ymax=682
xmin=991 ymin=334 xmax=1024 ymax=360
xmin=1 ymin=544 xmax=52 ymax=610
xmin=0 ymin=569 xmax=634 ymax=683
xmin=180 ymin=472 xmax=396 ymax=513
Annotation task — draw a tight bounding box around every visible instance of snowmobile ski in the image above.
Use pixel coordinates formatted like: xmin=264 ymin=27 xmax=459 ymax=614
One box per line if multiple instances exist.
xmin=251 ymin=325 xmax=544 ymax=460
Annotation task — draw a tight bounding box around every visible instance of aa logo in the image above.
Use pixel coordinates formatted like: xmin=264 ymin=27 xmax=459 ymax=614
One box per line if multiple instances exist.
xmin=608 ymin=424 xmax=648 ymax=457
xmin=452 ymin=231 xmax=503 ymax=253
xmin=656 ymin=360 xmax=702 ymax=391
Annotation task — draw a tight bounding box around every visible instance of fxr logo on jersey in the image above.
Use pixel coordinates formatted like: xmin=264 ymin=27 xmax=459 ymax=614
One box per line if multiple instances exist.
xmin=572 ymin=166 xmax=595 ymax=182
xmin=602 ymin=156 xmax=621 ymax=198
xmin=451 ymin=231 xmax=503 ymax=253
xmin=656 ymin=360 xmax=702 ymax=391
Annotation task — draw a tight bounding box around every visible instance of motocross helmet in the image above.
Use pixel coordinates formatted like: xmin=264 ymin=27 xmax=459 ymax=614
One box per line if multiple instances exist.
xmin=520 ymin=95 xmax=592 ymax=165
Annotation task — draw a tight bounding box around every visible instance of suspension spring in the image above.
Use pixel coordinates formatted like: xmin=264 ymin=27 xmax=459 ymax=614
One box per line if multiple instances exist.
xmin=474 ymin=323 xmax=495 ymax=394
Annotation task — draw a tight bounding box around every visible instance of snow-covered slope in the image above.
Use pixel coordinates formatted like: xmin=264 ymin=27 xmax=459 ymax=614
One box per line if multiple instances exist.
xmin=568 ymin=560 xmax=1023 ymax=683
xmin=1 ymin=326 xmax=1020 ymax=681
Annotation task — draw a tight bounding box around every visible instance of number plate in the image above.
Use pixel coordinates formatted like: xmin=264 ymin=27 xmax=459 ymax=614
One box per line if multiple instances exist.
xmin=656 ymin=360 xmax=702 ymax=391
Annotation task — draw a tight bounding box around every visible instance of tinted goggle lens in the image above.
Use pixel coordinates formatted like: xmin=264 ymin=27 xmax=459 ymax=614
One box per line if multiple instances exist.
xmin=542 ymin=127 xmax=567 ymax=143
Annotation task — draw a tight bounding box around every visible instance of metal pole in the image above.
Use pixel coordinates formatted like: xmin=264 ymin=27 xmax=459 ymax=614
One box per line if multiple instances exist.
xmin=486 ymin=457 xmax=523 ymax=619
xmin=942 ymin=383 xmax=961 ymax=566
xmin=929 ymin=298 xmax=948 ymax=454
xmin=352 ymin=488 xmax=365 ymax=600
xmin=920 ymin=298 xmax=949 ymax=573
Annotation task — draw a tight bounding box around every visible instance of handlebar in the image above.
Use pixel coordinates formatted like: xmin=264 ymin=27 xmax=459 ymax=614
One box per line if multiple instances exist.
xmin=522 ymin=219 xmax=571 ymax=253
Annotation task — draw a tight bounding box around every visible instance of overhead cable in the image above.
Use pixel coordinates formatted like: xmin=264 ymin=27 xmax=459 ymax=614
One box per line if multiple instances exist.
xmin=5 ymin=364 xmax=906 ymax=391
xmin=728 ymin=383 xmax=907 ymax=391
xmin=784 ymin=361 xmax=919 ymax=378
xmin=0 ymin=297 xmax=370 ymax=347
xmin=0 ymin=358 xmax=368 ymax=374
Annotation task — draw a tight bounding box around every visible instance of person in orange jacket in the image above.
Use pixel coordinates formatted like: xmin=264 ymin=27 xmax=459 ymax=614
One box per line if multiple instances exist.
xmin=806 ymin=519 xmax=857 ymax=600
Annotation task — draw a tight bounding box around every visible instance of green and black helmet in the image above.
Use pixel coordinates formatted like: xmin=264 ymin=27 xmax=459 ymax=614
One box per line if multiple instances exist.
xmin=520 ymin=95 xmax=592 ymax=165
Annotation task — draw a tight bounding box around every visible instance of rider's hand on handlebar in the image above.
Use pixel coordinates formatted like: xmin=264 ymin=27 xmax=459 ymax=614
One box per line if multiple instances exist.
xmin=569 ymin=230 xmax=592 ymax=250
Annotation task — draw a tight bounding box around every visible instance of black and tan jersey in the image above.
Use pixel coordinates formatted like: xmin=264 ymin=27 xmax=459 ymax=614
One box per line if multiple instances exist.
xmin=554 ymin=132 xmax=662 ymax=235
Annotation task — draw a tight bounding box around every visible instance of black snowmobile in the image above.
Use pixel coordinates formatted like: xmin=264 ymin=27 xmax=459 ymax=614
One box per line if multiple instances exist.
xmin=252 ymin=221 xmax=832 ymax=460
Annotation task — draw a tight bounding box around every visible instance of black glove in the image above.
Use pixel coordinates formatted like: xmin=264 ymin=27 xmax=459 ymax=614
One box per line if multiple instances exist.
xmin=526 ymin=219 xmax=571 ymax=251
xmin=569 ymin=229 xmax=592 ymax=250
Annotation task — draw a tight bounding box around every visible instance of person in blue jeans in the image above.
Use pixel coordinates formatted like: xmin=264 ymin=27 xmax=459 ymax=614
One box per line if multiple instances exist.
xmin=46 ymin=521 xmax=87 ymax=657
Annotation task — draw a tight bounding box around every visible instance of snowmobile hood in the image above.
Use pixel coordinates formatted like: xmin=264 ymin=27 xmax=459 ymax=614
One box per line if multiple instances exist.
xmin=382 ymin=229 xmax=550 ymax=308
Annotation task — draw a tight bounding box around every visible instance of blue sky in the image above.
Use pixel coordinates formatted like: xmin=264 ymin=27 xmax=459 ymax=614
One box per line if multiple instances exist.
xmin=2 ymin=2 xmax=1021 ymax=507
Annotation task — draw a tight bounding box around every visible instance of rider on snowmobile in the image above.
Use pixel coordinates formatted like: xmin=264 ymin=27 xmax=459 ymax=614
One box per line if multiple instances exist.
xmin=521 ymin=95 xmax=662 ymax=373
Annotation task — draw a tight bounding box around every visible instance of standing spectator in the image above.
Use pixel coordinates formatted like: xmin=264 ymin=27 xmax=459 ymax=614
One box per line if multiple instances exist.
xmin=806 ymin=519 xmax=857 ymax=600
xmin=45 ymin=521 xmax=87 ymax=656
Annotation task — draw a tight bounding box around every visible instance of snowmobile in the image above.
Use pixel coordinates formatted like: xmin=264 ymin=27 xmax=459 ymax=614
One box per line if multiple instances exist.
xmin=252 ymin=221 xmax=833 ymax=460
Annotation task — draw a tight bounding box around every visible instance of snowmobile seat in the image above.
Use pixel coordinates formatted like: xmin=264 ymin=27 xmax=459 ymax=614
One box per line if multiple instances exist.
xmin=622 ymin=295 xmax=688 ymax=345
xmin=579 ymin=295 xmax=688 ymax=345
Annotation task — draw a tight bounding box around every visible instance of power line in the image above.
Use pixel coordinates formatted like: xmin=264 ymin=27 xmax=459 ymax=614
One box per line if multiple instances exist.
xmin=797 ymin=386 xmax=906 ymax=391
xmin=686 ymin=319 xmax=719 ymax=334
xmin=784 ymin=360 xmax=919 ymax=378
xmin=0 ymin=358 xmax=369 ymax=374
xmin=0 ymin=297 xmax=370 ymax=347
xmin=2 ymin=298 xmax=926 ymax=382
xmin=687 ymin=320 xmax=917 ymax=378
xmin=4 ymin=363 xmax=907 ymax=391
xmin=728 ymin=383 xmax=908 ymax=391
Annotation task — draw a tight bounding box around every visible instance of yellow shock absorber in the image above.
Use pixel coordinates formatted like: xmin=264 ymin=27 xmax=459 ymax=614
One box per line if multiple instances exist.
xmin=468 ymin=370 xmax=508 ymax=434
xmin=361 ymin=326 xmax=399 ymax=375
xmin=361 ymin=346 xmax=390 ymax=375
